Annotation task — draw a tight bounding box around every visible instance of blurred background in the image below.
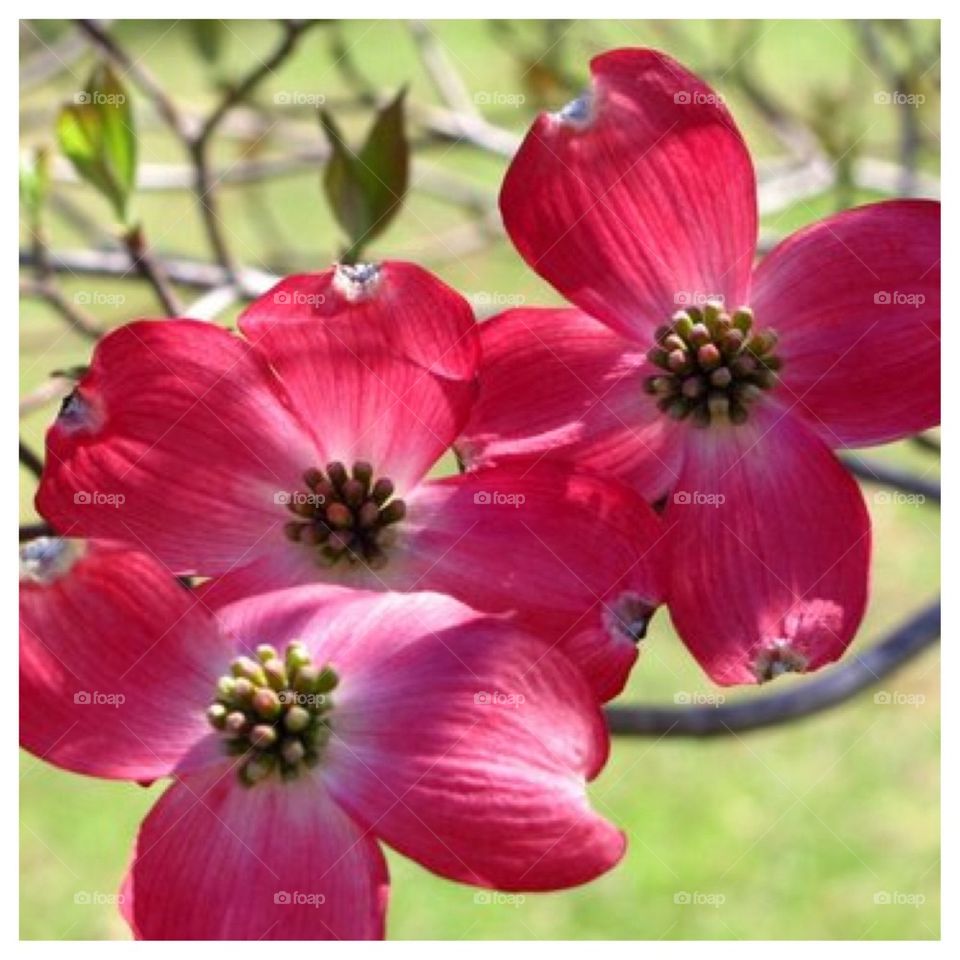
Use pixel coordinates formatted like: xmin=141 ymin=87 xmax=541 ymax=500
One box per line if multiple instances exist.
xmin=19 ymin=19 xmax=940 ymax=940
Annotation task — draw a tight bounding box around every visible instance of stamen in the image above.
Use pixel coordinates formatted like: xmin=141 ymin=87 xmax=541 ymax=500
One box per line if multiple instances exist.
xmin=282 ymin=461 xmax=405 ymax=570
xmin=644 ymin=303 xmax=782 ymax=427
xmin=207 ymin=641 xmax=338 ymax=786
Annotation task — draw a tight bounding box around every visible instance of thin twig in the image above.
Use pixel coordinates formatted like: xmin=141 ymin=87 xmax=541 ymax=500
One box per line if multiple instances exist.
xmin=843 ymin=454 xmax=941 ymax=504
xmin=19 ymin=278 xmax=102 ymax=340
xmin=20 ymin=377 xmax=73 ymax=419
xmin=911 ymin=433 xmax=941 ymax=455
xmin=20 ymin=522 xmax=55 ymax=543
xmin=19 ymin=439 xmax=44 ymax=478
xmin=76 ymin=19 xmax=193 ymax=140
xmin=408 ymin=20 xmax=481 ymax=116
xmin=189 ymin=20 xmax=313 ymax=282
xmin=122 ymin=223 xmax=183 ymax=315
xmin=19 ymin=247 xmax=278 ymax=298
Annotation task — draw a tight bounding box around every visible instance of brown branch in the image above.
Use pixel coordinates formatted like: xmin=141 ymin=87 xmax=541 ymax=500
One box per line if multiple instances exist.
xmin=189 ymin=20 xmax=313 ymax=282
xmin=19 ymin=277 xmax=102 ymax=340
xmin=606 ymin=599 xmax=940 ymax=737
xmin=20 ymin=522 xmax=55 ymax=543
xmin=20 ymin=246 xmax=277 ymax=299
xmin=122 ymin=223 xmax=183 ymax=315
xmin=19 ymin=439 xmax=44 ymax=478
xmin=911 ymin=433 xmax=941 ymax=455
xmin=20 ymin=377 xmax=73 ymax=419
xmin=842 ymin=454 xmax=941 ymax=505
xmin=408 ymin=20 xmax=480 ymax=116
xmin=76 ymin=19 xmax=193 ymax=140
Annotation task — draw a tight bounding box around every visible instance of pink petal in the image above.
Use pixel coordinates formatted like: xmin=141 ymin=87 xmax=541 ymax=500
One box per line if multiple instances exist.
xmin=394 ymin=460 xmax=666 ymax=698
xmin=19 ymin=538 xmax=229 ymax=780
xmin=500 ymin=48 xmax=757 ymax=342
xmin=240 ymin=262 xmax=479 ymax=380
xmin=563 ymin=609 xmax=641 ymax=704
xmin=217 ymin=589 xmax=625 ymax=890
xmin=238 ymin=262 xmax=480 ymax=492
xmin=751 ymin=199 xmax=941 ymax=447
xmin=459 ymin=307 xmax=686 ymax=502
xmin=125 ymin=766 xmax=388 ymax=940
xmin=36 ymin=319 xmax=316 ymax=575
xmin=664 ymin=405 xmax=871 ymax=685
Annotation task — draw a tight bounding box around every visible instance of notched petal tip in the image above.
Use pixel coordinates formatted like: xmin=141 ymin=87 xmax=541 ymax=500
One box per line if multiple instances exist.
xmin=19 ymin=537 xmax=86 ymax=585
xmin=549 ymin=86 xmax=597 ymax=131
xmin=333 ymin=262 xmax=383 ymax=303
xmin=55 ymin=388 xmax=104 ymax=435
xmin=752 ymin=639 xmax=810 ymax=684
xmin=602 ymin=591 xmax=657 ymax=646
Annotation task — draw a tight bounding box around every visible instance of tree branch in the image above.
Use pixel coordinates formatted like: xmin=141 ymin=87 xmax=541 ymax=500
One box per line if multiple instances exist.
xmin=20 ymin=522 xmax=55 ymax=543
xmin=606 ymin=599 xmax=940 ymax=737
xmin=842 ymin=454 xmax=940 ymax=504
xmin=19 ymin=439 xmax=44 ymax=478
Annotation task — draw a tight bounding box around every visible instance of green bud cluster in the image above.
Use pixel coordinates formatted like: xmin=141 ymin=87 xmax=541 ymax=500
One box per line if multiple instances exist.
xmin=207 ymin=641 xmax=339 ymax=786
xmin=645 ymin=303 xmax=782 ymax=427
xmin=283 ymin=460 xmax=406 ymax=570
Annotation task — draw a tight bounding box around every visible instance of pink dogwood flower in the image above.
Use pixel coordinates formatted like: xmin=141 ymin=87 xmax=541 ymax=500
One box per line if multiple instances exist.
xmin=20 ymin=537 xmax=625 ymax=940
xmin=458 ymin=48 xmax=940 ymax=685
xmin=36 ymin=262 xmax=665 ymax=700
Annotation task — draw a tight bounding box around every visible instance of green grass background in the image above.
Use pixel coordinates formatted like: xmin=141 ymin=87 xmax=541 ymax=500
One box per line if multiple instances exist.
xmin=20 ymin=19 xmax=940 ymax=939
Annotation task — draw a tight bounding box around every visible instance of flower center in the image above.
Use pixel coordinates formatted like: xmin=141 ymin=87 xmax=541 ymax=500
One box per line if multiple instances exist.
xmin=645 ymin=303 xmax=781 ymax=427
xmin=282 ymin=461 xmax=406 ymax=570
xmin=207 ymin=642 xmax=338 ymax=786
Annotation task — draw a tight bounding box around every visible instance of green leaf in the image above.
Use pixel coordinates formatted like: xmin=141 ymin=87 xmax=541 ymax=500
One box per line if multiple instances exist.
xmin=320 ymin=88 xmax=409 ymax=260
xmin=188 ymin=20 xmax=225 ymax=66
xmin=56 ymin=63 xmax=137 ymax=224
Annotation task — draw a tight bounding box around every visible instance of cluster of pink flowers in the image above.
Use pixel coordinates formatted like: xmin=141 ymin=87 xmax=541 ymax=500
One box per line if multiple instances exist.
xmin=21 ymin=49 xmax=939 ymax=939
